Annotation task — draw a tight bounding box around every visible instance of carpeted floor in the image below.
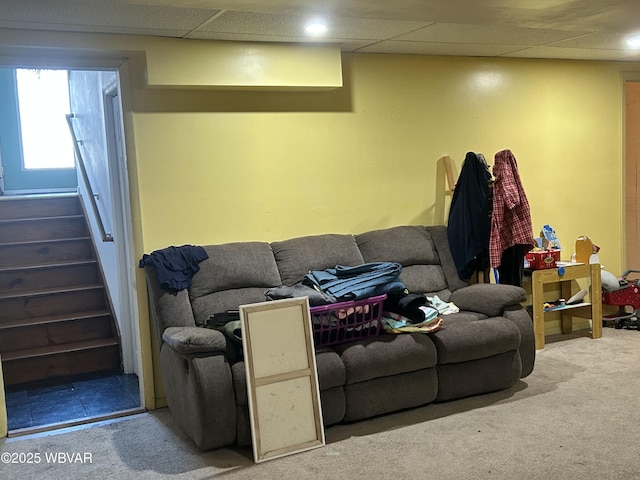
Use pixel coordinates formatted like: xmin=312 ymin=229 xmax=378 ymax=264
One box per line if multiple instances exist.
xmin=1 ymin=327 xmax=639 ymax=480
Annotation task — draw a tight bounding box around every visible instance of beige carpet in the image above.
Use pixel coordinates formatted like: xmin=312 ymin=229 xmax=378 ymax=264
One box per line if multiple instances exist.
xmin=2 ymin=328 xmax=639 ymax=480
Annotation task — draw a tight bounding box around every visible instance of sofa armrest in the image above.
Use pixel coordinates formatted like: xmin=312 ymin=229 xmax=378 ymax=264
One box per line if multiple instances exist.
xmin=162 ymin=327 xmax=228 ymax=355
xmin=449 ymin=283 xmax=526 ymax=317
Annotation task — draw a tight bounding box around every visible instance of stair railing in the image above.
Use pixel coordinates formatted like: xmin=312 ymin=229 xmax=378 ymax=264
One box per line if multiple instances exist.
xmin=65 ymin=113 xmax=113 ymax=242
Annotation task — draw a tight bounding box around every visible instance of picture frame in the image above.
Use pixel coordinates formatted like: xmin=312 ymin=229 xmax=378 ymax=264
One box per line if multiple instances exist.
xmin=240 ymin=297 xmax=325 ymax=463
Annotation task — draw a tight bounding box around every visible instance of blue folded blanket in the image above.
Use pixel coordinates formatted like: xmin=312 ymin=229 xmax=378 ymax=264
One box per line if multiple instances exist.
xmin=303 ymin=261 xmax=406 ymax=301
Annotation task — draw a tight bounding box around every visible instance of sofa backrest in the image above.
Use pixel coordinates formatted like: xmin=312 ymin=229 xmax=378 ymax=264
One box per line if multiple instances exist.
xmin=271 ymin=233 xmax=365 ymax=286
xmin=145 ymin=225 xmax=467 ymax=341
xmin=356 ymin=225 xmax=467 ymax=301
xmin=188 ymin=242 xmax=282 ymax=325
xmin=424 ymin=225 xmax=469 ymax=294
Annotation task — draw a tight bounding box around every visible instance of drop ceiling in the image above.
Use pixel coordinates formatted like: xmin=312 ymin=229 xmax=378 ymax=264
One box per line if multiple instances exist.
xmin=1 ymin=0 xmax=640 ymax=61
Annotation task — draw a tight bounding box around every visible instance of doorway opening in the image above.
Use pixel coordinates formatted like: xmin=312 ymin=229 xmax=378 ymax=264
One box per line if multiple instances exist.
xmin=625 ymin=80 xmax=640 ymax=272
xmin=0 ymin=63 xmax=143 ymax=434
xmin=17 ymin=68 xmax=75 ymax=171
xmin=0 ymin=68 xmax=77 ymax=194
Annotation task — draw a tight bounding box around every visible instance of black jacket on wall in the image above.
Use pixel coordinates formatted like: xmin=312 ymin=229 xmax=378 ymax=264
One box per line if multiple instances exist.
xmin=447 ymin=152 xmax=492 ymax=280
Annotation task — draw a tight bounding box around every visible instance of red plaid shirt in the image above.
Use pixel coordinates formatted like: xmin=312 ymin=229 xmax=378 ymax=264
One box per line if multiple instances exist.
xmin=489 ymin=149 xmax=535 ymax=267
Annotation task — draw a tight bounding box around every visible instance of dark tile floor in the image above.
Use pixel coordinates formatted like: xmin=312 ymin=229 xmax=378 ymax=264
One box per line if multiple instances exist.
xmin=4 ymin=371 xmax=140 ymax=431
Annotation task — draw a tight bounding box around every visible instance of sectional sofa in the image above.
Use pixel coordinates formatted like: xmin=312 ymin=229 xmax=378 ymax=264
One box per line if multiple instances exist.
xmin=143 ymin=225 xmax=535 ymax=450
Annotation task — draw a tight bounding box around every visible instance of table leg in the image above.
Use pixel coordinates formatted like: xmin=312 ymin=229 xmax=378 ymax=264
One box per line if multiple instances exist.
xmin=561 ymin=280 xmax=573 ymax=334
xmin=532 ymin=272 xmax=545 ymax=349
xmin=590 ymin=264 xmax=603 ymax=339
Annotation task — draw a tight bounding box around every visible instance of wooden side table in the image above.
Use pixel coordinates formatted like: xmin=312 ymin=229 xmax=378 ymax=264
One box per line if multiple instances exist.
xmin=529 ymin=263 xmax=602 ymax=349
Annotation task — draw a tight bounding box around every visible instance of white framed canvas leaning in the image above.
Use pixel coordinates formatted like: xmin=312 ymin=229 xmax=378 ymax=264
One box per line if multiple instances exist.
xmin=240 ymin=297 xmax=325 ymax=463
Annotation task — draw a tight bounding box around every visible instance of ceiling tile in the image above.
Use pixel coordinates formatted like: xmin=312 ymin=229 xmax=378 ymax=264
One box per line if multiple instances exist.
xmin=0 ymin=21 xmax=196 ymax=37
xmin=190 ymin=10 xmax=431 ymax=40
xmin=336 ymin=39 xmax=387 ymax=52
xmin=548 ymin=31 xmax=638 ymax=50
xmin=500 ymin=45 xmax=632 ymax=61
xmin=186 ymin=30 xmax=336 ymax=44
xmin=186 ymin=29 xmax=376 ymax=52
xmin=355 ymin=41 xmax=524 ymax=57
xmin=0 ymin=0 xmax=219 ymax=35
xmin=394 ymin=22 xmax=590 ymax=46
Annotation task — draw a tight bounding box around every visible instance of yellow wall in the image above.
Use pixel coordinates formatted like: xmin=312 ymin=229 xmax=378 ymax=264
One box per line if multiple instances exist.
xmin=1 ymin=29 xmax=640 ymax=423
xmin=144 ymin=37 xmax=342 ymax=89
xmin=134 ymin=52 xmax=632 ymax=274
xmin=131 ymin=52 xmax=636 ymax=368
xmin=134 ymin=51 xmax=640 ymax=364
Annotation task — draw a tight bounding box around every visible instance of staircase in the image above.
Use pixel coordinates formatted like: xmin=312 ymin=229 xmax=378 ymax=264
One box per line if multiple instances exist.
xmin=0 ymin=194 xmax=121 ymax=386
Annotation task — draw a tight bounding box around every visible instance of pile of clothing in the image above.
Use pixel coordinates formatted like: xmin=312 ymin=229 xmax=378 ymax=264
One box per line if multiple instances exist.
xmin=266 ymin=261 xmax=407 ymax=305
xmin=381 ymin=293 xmax=459 ymax=335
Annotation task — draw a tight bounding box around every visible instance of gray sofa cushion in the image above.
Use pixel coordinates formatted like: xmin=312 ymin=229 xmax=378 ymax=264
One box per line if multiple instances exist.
xmin=356 ymin=226 xmax=450 ymax=294
xmin=189 ymin=242 xmax=281 ymax=298
xmin=450 ymin=283 xmax=527 ymax=317
xmin=190 ymin=288 xmax=269 ymax=326
xmin=333 ymin=333 xmax=437 ymax=384
xmin=343 ymin=369 xmax=438 ymax=421
xmin=271 ymin=234 xmax=365 ymax=286
xmin=356 ymin=225 xmax=440 ymax=265
xmin=320 ymin=387 xmax=346 ymax=426
xmin=401 ymin=264 xmax=450 ymax=297
xmin=315 ymin=348 xmax=347 ymax=390
xmin=429 ymin=315 xmax=521 ymax=364
xmin=436 ymin=351 xmax=522 ymax=402
xmin=188 ymin=242 xmax=282 ymax=325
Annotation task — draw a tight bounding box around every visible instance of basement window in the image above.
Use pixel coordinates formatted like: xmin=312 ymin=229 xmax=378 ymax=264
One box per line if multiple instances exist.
xmin=16 ymin=68 xmax=75 ymax=170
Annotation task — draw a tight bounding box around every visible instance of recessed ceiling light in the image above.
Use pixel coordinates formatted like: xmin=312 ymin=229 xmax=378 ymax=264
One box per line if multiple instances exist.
xmin=305 ymin=20 xmax=328 ymax=37
xmin=626 ymin=34 xmax=640 ymax=49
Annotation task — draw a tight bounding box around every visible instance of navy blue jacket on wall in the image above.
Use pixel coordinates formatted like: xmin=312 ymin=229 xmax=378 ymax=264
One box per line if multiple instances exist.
xmin=447 ymin=152 xmax=492 ymax=280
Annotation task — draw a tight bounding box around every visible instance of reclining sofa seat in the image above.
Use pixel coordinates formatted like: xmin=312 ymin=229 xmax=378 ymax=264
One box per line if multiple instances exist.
xmin=145 ymin=225 xmax=535 ymax=451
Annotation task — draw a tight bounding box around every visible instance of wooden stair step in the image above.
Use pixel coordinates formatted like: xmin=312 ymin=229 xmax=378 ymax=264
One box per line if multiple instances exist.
xmin=0 ymin=283 xmax=105 ymax=300
xmin=2 ymin=338 xmax=118 ymax=361
xmin=0 ymin=260 xmax=100 ymax=293
xmin=1 ymin=339 xmax=121 ymax=386
xmin=0 ymin=310 xmax=112 ymax=330
xmin=0 ymin=259 xmax=97 ymax=273
xmin=0 ymin=194 xmax=82 ymax=220
xmin=0 ymin=285 xmax=108 ymax=322
xmin=0 ymin=310 xmax=115 ymax=353
xmin=0 ymin=237 xmax=94 ymax=268
xmin=0 ymin=215 xmax=88 ymax=243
